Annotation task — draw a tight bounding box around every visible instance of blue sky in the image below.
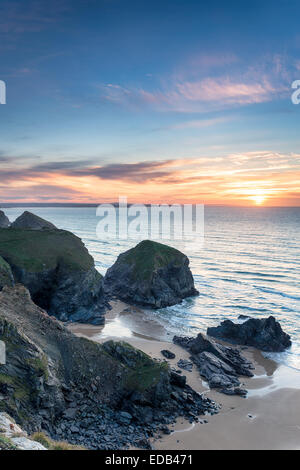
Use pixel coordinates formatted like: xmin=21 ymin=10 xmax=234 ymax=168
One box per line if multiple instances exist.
xmin=0 ymin=0 xmax=299 ymax=205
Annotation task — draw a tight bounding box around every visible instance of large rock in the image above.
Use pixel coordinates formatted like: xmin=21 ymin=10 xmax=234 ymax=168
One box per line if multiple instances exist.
xmin=0 ymin=285 xmax=217 ymax=448
xmin=11 ymin=211 xmax=57 ymax=230
xmin=0 ymin=225 xmax=106 ymax=324
xmin=0 ymin=413 xmax=46 ymax=450
xmin=104 ymin=240 xmax=198 ymax=308
xmin=0 ymin=256 xmax=14 ymax=290
xmin=207 ymin=316 xmax=292 ymax=352
xmin=0 ymin=210 xmax=10 ymax=228
xmin=173 ymin=332 xmax=254 ymax=395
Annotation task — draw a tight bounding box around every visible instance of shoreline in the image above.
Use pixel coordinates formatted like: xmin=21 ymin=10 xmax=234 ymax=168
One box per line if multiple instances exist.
xmin=68 ymin=302 xmax=300 ymax=450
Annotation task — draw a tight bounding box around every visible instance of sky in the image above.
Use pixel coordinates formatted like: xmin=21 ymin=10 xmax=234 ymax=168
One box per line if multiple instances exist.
xmin=0 ymin=0 xmax=300 ymax=206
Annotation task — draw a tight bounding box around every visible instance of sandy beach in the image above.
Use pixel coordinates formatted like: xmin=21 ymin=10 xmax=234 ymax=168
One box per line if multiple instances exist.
xmin=68 ymin=302 xmax=300 ymax=451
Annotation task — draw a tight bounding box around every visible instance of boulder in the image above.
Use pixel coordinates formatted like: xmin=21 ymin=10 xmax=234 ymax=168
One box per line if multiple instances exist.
xmin=161 ymin=350 xmax=176 ymax=359
xmin=11 ymin=211 xmax=57 ymax=230
xmin=0 ymin=211 xmax=10 ymax=228
xmin=0 ymin=225 xmax=107 ymax=324
xmin=104 ymin=240 xmax=198 ymax=308
xmin=207 ymin=316 xmax=292 ymax=352
xmin=173 ymin=332 xmax=254 ymax=395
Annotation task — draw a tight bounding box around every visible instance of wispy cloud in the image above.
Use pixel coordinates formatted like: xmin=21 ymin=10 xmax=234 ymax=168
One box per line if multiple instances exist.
xmin=99 ymin=54 xmax=291 ymax=113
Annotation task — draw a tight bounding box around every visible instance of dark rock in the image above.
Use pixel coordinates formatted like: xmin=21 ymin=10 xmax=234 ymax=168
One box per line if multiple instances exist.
xmin=0 ymin=224 xmax=107 ymax=324
xmin=170 ymin=371 xmax=186 ymax=388
xmin=11 ymin=211 xmax=57 ymax=230
xmin=238 ymin=314 xmax=251 ymax=320
xmin=104 ymin=240 xmax=198 ymax=309
xmin=173 ymin=332 xmax=254 ymax=395
xmin=0 ymin=210 xmax=10 ymax=228
xmin=207 ymin=316 xmax=292 ymax=352
xmin=177 ymin=359 xmax=193 ymax=372
xmin=161 ymin=349 xmax=176 ymax=359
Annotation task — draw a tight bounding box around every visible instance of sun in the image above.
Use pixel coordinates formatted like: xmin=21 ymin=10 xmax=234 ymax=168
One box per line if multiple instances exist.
xmin=252 ymin=195 xmax=266 ymax=205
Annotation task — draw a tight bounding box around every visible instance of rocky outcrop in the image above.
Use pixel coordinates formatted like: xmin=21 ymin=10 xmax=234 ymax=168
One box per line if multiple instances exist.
xmin=0 ymin=225 xmax=107 ymax=324
xmin=0 ymin=210 xmax=10 ymax=228
xmin=0 ymin=413 xmax=46 ymax=450
xmin=0 ymin=285 xmax=218 ymax=449
xmin=104 ymin=240 xmax=198 ymax=309
xmin=0 ymin=256 xmax=14 ymax=290
xmin=173 ymin=333 xmax=254 ymax=396
xmin=11 ymin=211 xmax=57 ymax=230
xmin=207 ymin=316 xmax=292 ymax=352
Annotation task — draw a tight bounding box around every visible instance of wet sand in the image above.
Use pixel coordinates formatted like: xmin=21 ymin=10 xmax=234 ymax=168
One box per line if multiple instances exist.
xmin=68 ymin=302 xmax=300 ymax=450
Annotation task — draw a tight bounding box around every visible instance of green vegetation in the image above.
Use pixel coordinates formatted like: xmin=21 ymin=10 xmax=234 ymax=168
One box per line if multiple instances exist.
xmin=121 ymin=240 xmax=184 ymax=280
xmin=0 ymin=373 xmax=31 ymax=402
xmin=0 ymin=228 xmax=96 ymax=273
xmin=25 ymin=354 xmax=49 ymax=380
xmin=103 ymin=340 xmax=169 ymax=392
xmin=31 ymin=432 xmax=86 ymax=450
xmin=0 ymin=255 xmax=14 ymax=287
xmin=0 ymin=434 xmax=17 ymax=450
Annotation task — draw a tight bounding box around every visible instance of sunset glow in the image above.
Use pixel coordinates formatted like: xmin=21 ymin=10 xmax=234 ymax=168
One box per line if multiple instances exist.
xmin=0 ymin=2 xmax=299 ymax=207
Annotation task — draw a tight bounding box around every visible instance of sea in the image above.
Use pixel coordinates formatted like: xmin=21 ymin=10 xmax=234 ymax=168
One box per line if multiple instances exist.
xmin=4 ymin=205 xmax=300 ymax=370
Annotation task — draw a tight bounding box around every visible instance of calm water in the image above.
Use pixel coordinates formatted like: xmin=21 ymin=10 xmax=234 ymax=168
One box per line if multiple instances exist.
xmin=4 ymin=206 xmax=300 ymax=369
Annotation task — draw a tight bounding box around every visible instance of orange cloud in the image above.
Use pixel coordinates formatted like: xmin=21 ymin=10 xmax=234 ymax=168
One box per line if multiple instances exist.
xmin=0 ymin=151 xmax=299 ymax=206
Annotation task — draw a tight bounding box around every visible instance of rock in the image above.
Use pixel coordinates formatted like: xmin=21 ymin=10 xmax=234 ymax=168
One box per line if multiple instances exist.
xmin=0 ymin=223 xmax=107 ymax=324
xmin=177 ymin=359 xmax=193 ymax=372
xmin=161 ymin=349 xmax=176 ymax=359
xmin=0 ymin=211 xmax=10 ymax=228
xmin=0 ymin=412 xmax=46 ymax=450
xmin=11 ymin=211 xmax=57 ymax=230
xmin=207 ymin=316 xmax=292 ymax=352
xmin=104 ymin=240 xmax=198 ymax=308
xmin=173 ymin=333 xmax=254 ymax=395
xmin=0 ymin=256 xmax=14 ymax=290
xmin=118 ymin=412 xmax=132 ymax=424
xmin=170 ymin=371 xmax=186 ymax=388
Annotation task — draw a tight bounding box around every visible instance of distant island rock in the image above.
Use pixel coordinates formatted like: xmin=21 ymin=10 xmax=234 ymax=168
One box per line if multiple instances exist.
xmin=104 ymin=240 xmax=198 ymax=308
xmin=11 ymin=211 xmax=57 ymax=230
xmin=207 ymin=316 xmax=292 ymax=352
xmin=0 ymin=212 xmax=107 ymax=324
xmin=0 ymin=210 xmax=10 ymax=228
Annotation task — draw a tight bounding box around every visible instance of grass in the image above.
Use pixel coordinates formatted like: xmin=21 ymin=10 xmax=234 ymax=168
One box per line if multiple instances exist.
xmin=102 ymin=340 xmax=169 ymax=392
xmin=25 ymin=354 xmax=49 ymax=380
xmin=31 ymin=432 xmax=86 ymax=450
xmin=0 ymin=434 xmax=18 ymax=450
xmin=0 ymin=228 xmax=96 ymax=273
xmin=0 ymin=255 xmax=13 ymax=286
xmin=120 ymin=240 xmax=184 ymax=280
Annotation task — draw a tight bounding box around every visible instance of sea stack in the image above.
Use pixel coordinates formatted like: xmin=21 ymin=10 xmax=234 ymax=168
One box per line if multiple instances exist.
xmin=0 ymin=210 xmax=10 ymax=228
xmin=0 ymin=215 xmax=107 ymax=324
xmin=104 ymin=240 xmax=198 ymax=308
xmin=11 ymin=211 xmax=57 ymax=230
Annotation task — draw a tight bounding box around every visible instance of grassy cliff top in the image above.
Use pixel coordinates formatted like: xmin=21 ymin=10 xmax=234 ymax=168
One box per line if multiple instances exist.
xmin=0 ymin=228 xmax=95 ymax=273
xmin=119 ymin=240 xmax=186 ymax=280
